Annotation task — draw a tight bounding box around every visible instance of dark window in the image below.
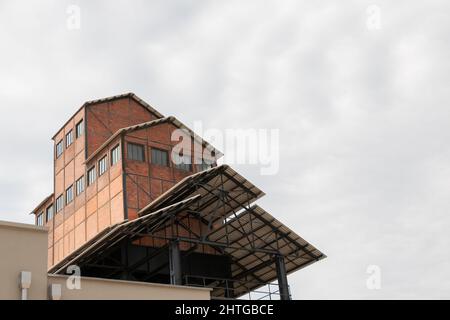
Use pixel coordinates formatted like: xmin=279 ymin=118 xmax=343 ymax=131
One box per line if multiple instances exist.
xmin=151 ymin=148 xmax=169 ymax=167
xmin=76 ymin=120 xmax=84 ymax=138
xmin=56 ymin=195 xmax=64 ymax=213
xmin=66 ymin=185 xmax=74 ymax=204
xmin=98 ymin=156 xmax=107 ymax=176
xmin=87 ymin=166 xmax=96 ymax=185
xmin=66 ymin=130 xmax=73 ymax=148
xmin=37 ymin=213 xmax=44 ymax=226
xmin=56 ymin=140 xmax=63 ymax=158
xmin=174 ymin=154 xmax=192 ymax=172
xmin=46 ymin=205 xmax=54 ymax=222
xmin=111 ymin=145 xmax=120 ymax=166
xmin=76 ymin=176 xmax=85 ymax=195
xmin=196 ymin=159 xmax=213 ymax=172
xmin=127 ymin=143 xmax=145 ymax=161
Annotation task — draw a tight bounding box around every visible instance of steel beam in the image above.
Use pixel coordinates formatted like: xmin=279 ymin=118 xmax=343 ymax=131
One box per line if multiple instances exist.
xmin=275 ymin=255 xmax=290 ymax=300
xmin=169 ymin=241 xmax=182 ymax=285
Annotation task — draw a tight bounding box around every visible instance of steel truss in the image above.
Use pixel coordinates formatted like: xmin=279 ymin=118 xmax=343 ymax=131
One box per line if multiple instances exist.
xmin=52 ymin=166 xmax=325 ymax=300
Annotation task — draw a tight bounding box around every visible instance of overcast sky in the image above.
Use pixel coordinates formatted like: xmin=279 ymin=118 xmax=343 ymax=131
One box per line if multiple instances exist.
xmin=1 ymin=1 xmax=449 ymax=299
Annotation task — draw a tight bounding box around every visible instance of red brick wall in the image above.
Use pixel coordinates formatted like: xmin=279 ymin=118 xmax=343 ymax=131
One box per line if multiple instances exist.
xmin=48 ymin=97 xmax=162 ymax=268
xmin=52 ymin=107 xmax=85 ymax=267
xmin=123 ymin=122 xmax=218 ymax=255
xmin=43 ymin=96 xmax=217 ymax=268
xmin=85 ymin=97 xmax=158 ymax=158
xmin=83 ymin=137 xmax=125 ymax=242
xmin=123 ymin=122 xmax=216 ymax=217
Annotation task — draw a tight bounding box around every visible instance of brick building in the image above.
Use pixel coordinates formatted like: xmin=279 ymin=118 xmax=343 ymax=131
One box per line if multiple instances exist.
xmin=31 ymin=93 xmax=325 ymax=299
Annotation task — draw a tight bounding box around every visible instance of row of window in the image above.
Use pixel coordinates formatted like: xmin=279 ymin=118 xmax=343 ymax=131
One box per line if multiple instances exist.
xmin=53 ymin=145 xmax=121 ymax=215
xmin=43 ymin=142 xmax=212 ymax=221
xmin=127 ymin=143 xmax=212 ymax=172
xmin=56 ymin=120 xmax=84 ymax=158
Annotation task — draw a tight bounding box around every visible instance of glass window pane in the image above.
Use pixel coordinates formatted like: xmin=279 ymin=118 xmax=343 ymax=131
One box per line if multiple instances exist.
xmin=76 ymin=120 xmax=84 ymax=138
xmin=151 ymin=148 xmax=169 ymax=167
xmin=127 ymin=143 xmax=144 ymax=161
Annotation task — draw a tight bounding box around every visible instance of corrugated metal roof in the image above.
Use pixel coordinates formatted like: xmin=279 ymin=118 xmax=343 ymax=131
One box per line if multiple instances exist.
xmin=48 ymin=165 xmax=325 ymax=298
xmin=138 ymin=164 xmax=264 ymax=220
xmin=207 ymin=205 xmax=326 ymax=297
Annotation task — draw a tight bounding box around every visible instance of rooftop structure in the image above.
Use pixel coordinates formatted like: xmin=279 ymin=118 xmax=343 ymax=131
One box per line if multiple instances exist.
xmin=31 ymin=93 xmax=325 ymax=299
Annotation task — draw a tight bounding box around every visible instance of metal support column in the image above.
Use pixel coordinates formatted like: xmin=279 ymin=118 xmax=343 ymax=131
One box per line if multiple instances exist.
xmin=120 ymin=241 xmax=129 ymax=280
xmin=169 ymin=241 xmax=182 ymax=285
xmin=275 ymin=255 xmax=290 ymax=300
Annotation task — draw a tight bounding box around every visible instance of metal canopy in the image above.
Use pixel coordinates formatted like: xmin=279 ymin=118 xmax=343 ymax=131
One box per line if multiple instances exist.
xmin=49 ymin=195 xmax=201 ymax=274
xmin=49 ymin=164 xmax=325 ymax=299
xmin=138 ymin=164 xmax=265 ymax=221
xmin=206 ymin=205 xmax=325 ymax=297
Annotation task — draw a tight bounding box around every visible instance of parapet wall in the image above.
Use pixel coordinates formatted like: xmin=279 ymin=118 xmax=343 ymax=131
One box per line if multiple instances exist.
xmin=0 ymin=220 xmax=210 ymax=300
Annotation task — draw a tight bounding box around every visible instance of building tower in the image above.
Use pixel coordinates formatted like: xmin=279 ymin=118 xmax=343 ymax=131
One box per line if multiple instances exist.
xmin=32 ymin=93 xmax=325 ymax=299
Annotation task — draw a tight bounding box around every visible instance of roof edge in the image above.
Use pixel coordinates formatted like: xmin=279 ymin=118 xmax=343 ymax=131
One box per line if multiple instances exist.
xmin=84 ymin=116 xmax=223 ymax=164
xmin=30 ymin=193 xmax=54 ymax=215
xmin=51 ymin=92 xmax=164 ymax=140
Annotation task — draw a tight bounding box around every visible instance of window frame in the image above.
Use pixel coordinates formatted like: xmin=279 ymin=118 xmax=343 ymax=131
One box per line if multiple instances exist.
xmin=127 ymin=143 xmax=145 ymax=162
xmin=46 ymin=205 xmax=54 ymax=222
xmin=151 ymin=148 xmax=169 ymax=167
xmin=87 ymin=166 xmax=96 ymax=186
xmin=56 ymin=140 xmax=63 ymax=158
xmin=66 ymin=185 xmax=74 ymax=204
xmin=76 ymin=120 xmax=84 ymax=139
xmin=56 ymin=195 xmax=64 ymax=213
xmin=65 ymin=130 xmax=73 ymax=148
xmin=37 ymin=212 xmax=44 ymax=226
xmin=98 ymin=155 xmax=108 ymax=176
xmin=111 ymin=144 xmax=121 ymax=166
xmin=76 ymin=176 xmax=85 ymax=196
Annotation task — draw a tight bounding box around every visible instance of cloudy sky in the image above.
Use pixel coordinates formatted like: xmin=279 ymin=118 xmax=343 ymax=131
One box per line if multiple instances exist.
xmin=1 ymin=1 xmax=450 ymax=299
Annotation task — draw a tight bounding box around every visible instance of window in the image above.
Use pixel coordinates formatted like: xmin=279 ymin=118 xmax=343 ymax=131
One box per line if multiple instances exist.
xmin=56 ymin=195 xmax=64 ymax=213
xmin=127 ymin=143 xmax=145 ymax=161
xmin=76 ymin=120 xmax=84 ymax=138
xmin=174 ymin=154 xmax=192 ymax=172
xmin=98 ymin=156 xmax=107 ymax=176
xmin=111 ymin=145 xmax=120 ymax=166
xmin=46 ymin=205 xmax=54 ymax=222
xmin=37 ymin=213 xmax=44 ymax=226
xmin=151 ymin=148 xmax=169 ymax=167
xmin=66 ymin=130 xmax=73 ymax=148
xmin=87 ymin=166 xmax=96 ymax=185
xmin=66 ymin=185 xmax=74 ymax=204
xmin=56 ymin=140 xmax=63 ymax=158
xmin=76 ymin=176 xmax=85 ymax=195
xmin=196 ymin=159 xmax=213 ymax=172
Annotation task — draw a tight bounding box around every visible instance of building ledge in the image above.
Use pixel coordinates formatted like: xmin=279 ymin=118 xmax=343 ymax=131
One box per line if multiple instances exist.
xmin=48 ymin=274 xmax=212 ymax=292
xmin=0 ymin=220 xmax=47 ymax=233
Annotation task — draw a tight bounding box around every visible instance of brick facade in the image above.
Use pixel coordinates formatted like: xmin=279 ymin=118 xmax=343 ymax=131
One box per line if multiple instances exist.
xmin=32 ymin=94 xmax=218 ymax=269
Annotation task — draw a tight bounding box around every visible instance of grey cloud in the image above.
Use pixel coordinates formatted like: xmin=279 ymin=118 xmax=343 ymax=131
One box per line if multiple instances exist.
xmin=0 ymin=0 xmax=449 ymax=298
